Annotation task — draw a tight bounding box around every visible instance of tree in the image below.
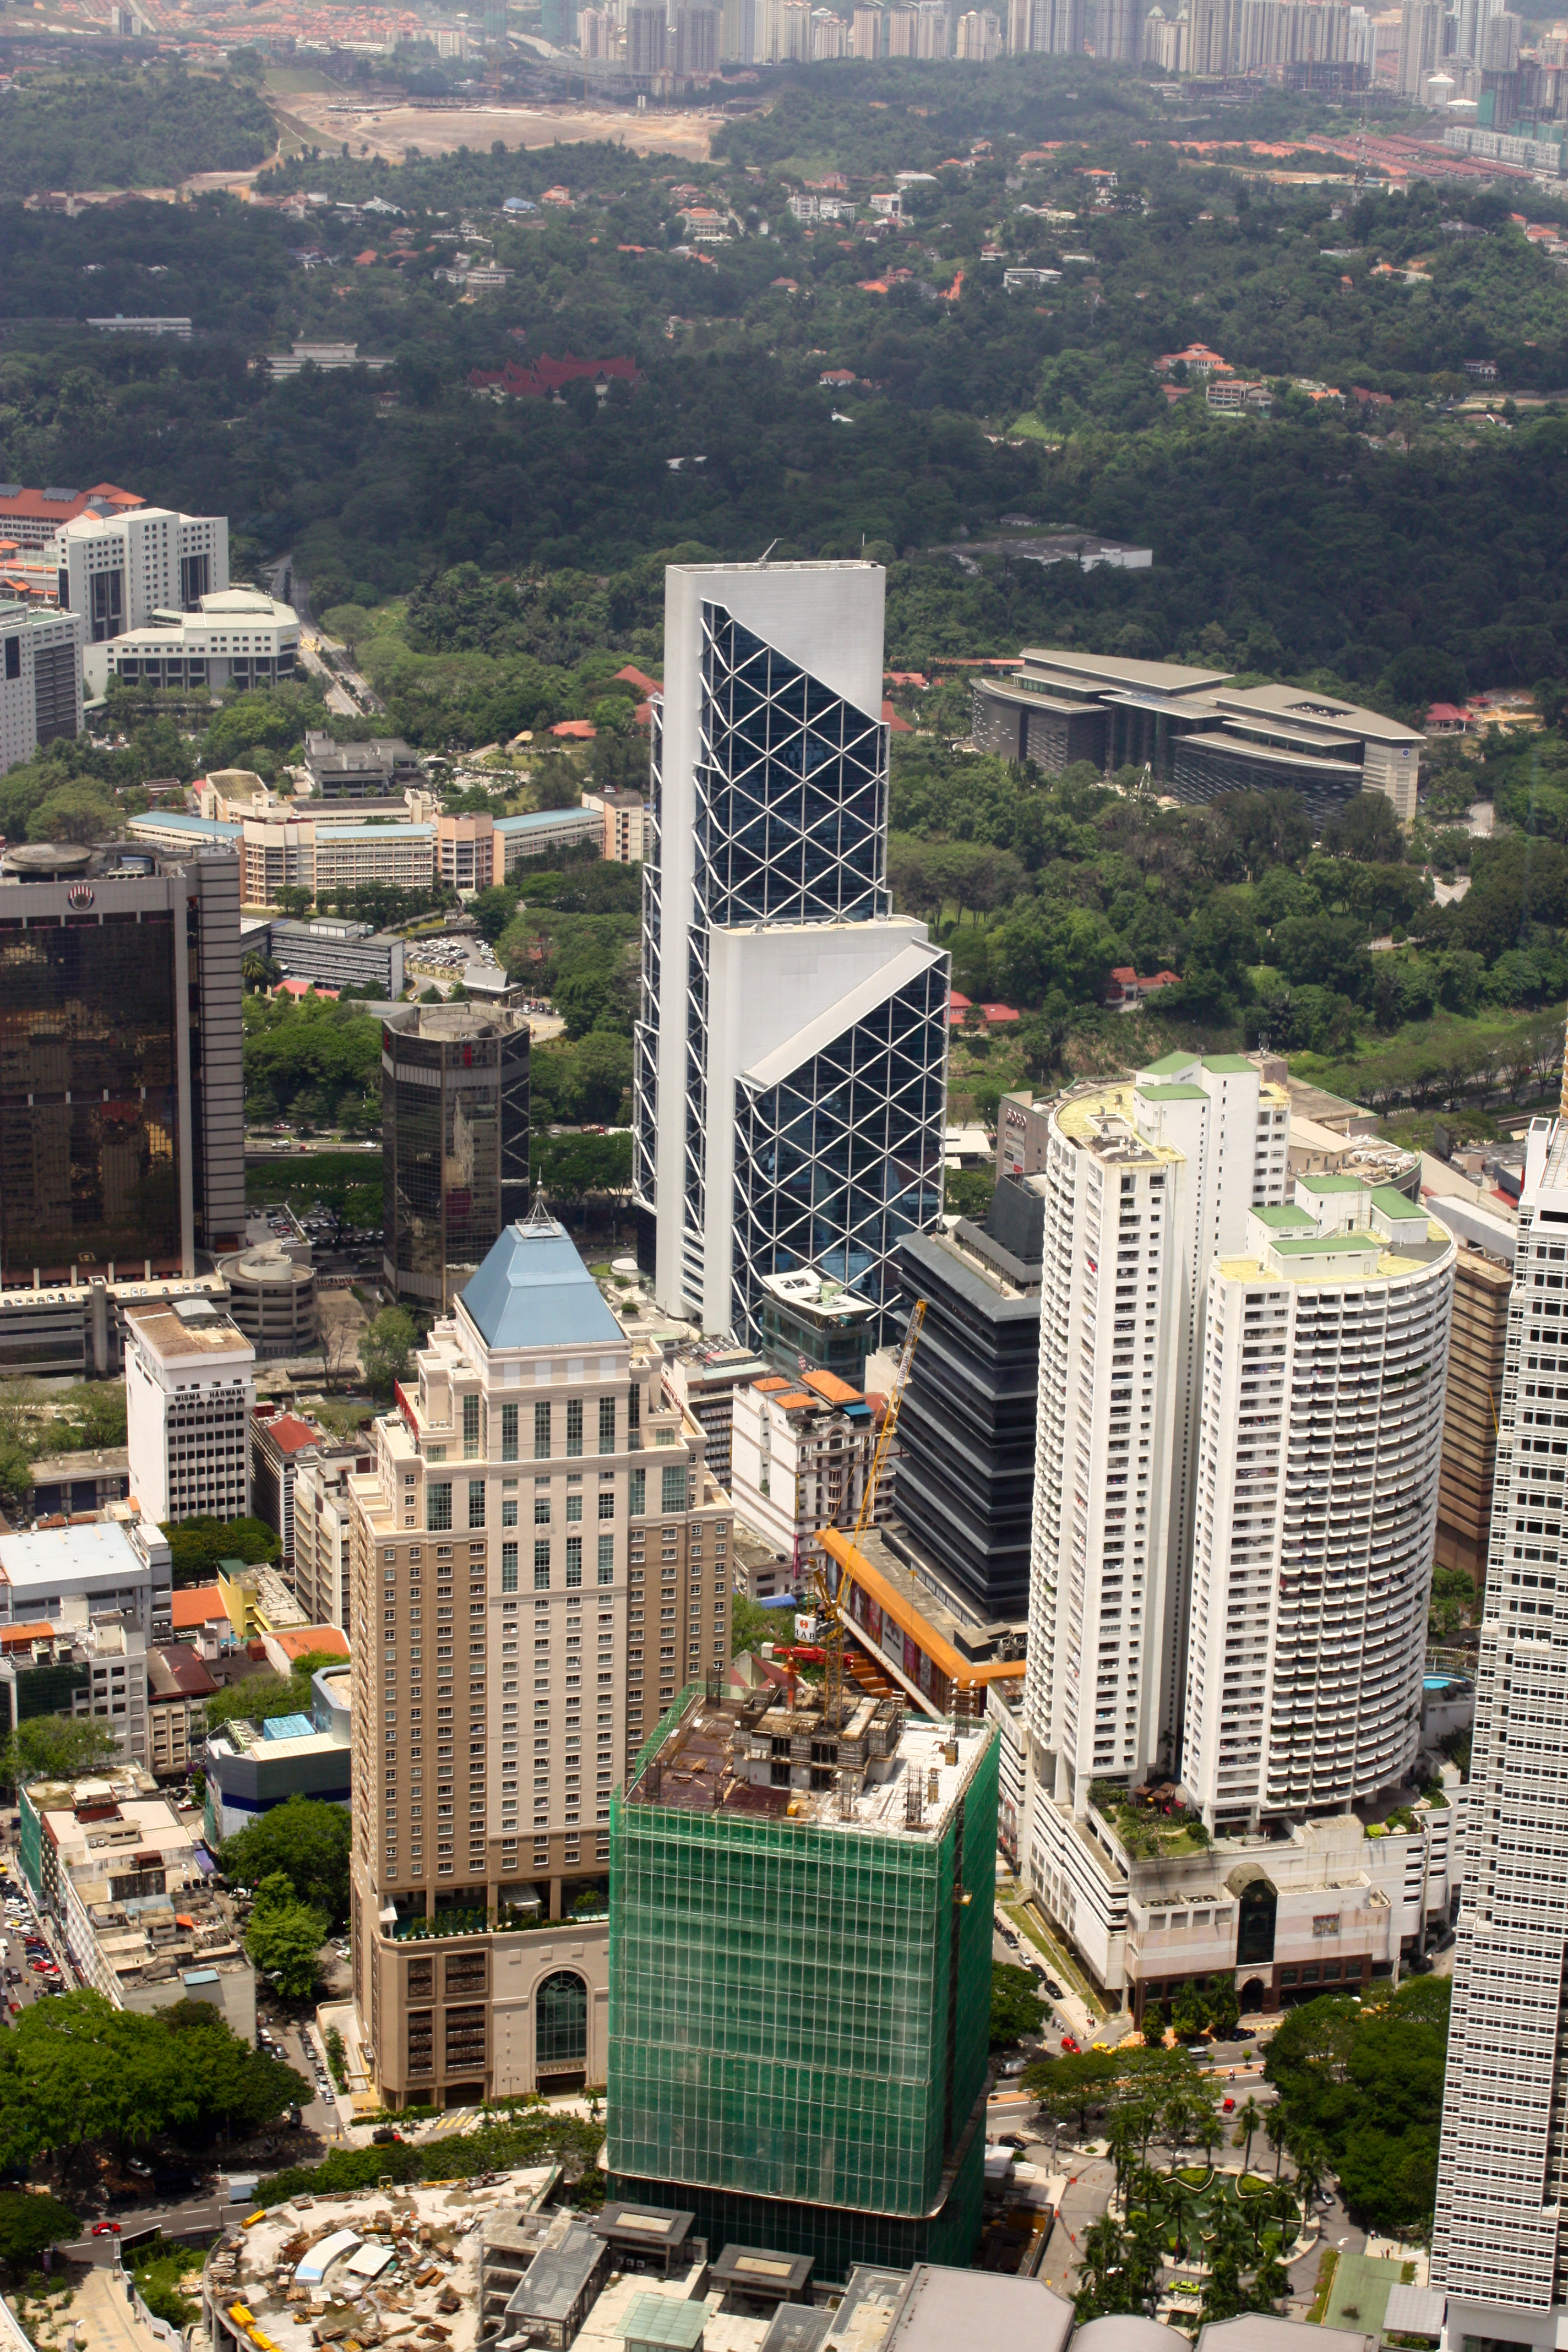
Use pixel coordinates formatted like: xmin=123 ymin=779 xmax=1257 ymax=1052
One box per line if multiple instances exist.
xmin=731 ymin=1591 xmax=785 ymax=1656
xmin=1233 ymin=2094 xmax=1264 ymax=2176
xmin=205 ymin=1651 xmax=345 ymax=1734
xmin=222 ymin=1795 xmax=352 ymax=1926
xmin=0 ymin=2192 xmax=80 ymax=2277
xmin=1264 ymin=2105 xmax=1289 ymax=2180
xmin=3 ymin=1714 xmax=119 ymax=1790
xmin=1290 ymin=2127 xmax=1330 ymax=2229
xmin=362 ymin=1305 xmax=417 ymax=1398
xmin=161 ymin=1514 xmax=281 ymax=1586
xmin=990 ymin=1961 xmax=1046 ymax=2048
xmin=244 ymin=1872 xmax=329 ymax=2004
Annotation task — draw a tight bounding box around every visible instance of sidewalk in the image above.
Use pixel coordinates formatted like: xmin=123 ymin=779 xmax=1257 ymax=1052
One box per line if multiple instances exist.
xmin=61 ymin=2264 xmax=165 ymax=2352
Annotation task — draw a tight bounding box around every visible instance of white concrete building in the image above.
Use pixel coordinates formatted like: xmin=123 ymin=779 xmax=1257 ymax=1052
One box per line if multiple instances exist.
xmin=89 ymin=587 xmax=298 ymax=699
xmin=0 ymin=600 xmax=82 ymax=777
xmin=728 ymin=1369 xmax=891 ymax=1580
xmin=0 ymin=1616 xmax=149 ymax=1767
xmin=1183 ymin=1181 xmax=1454 ymax=1832
xmin=0 ymin=1516 xmax=171 ymax=1640
xmin=1024 ymin=1053 xmax=1291 ymax=1805
xmin=1433 ymin=1114 xmax=1568 ymax=2322
xmin=49 ymin=503 xmax=228 ymax=651
xmin=634 ymin=561 xmax=948 ymax=1344
xmin=124 ymin=1297 xmax=255 ymax=1527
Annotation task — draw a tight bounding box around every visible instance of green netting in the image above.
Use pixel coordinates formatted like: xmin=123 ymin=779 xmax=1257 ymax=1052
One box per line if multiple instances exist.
xmin=607 ymin=1717 xmax=998 ymax=2227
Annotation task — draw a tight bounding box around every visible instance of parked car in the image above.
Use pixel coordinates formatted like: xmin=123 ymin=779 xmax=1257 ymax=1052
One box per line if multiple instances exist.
xmin=1060 ymin=2034 xmax=1080 ymax=2054
xmin=92 ymin=2223 xmax=121 ymax=2237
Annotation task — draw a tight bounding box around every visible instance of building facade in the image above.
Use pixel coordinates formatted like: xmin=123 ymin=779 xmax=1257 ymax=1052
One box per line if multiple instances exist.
xmin=266 ymin=917 xmax=407 ymax=999
xmin=1433 ymin=1239 xmax=1513 ymax=1583
xmin=0 ymin=843 xmax=244 ymax=1284
xmin=51 ymin=503 xmax=228 ymax=648
xmin=382 ymin=1006 xmax=531 ymax=1307
xmin=1432 ymin=1116 xmax=1568 ymax=2320
xmin=608 ymin=1683 xmax=997 ymax=2278
xmin=1024 ymin=1056 xmax=1291 ymax=1813
xmin=0 ymin=1517 xmax=171 ymax=1641
xmin=635 ymin=562 xmax=948 ymax=1344
xmin=124 ymin=1298 xmax=255 ymax=1527
xmin=88 ymin=588 xmax=297 ymax=699
xmin=0 ymin=601 xmax=82 ymax=778
xmin=892 ymin=1226 xmax=1041 ymax=1625
xmin=1180 ymin=1183 xmax=1453 ymax=1832
xmin=344 ymin=1213 xmax=733 ymax=2109
xmin=728 ymin=1371 xmax=892 ymax=1583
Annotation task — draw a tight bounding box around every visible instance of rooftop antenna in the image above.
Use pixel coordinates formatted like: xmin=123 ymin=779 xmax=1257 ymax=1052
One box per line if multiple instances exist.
xmin=522 ymin=1185 xmax=554 ymax=1229
xmin=758 ymin=538 xmax=778 ymax=566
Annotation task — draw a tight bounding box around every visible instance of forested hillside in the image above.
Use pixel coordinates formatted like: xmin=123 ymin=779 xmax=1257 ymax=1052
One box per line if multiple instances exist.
xmin=0 ymin=64 xmax=274 ymax=195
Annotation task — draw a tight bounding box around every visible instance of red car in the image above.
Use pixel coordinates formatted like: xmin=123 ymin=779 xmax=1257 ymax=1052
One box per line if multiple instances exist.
xmin=1222 ymin=2097 xmax=1235 ymax=2113
xmin=1061 ymin=2034 xmax=1080 ymax=2053
xmin=92 ymin=2223 xmax=121 ymax=2237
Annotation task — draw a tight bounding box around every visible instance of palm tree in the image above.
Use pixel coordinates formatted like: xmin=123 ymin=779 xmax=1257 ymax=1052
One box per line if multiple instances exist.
xmin=1291 ymin=2128 xmax=1330 ymax=2230
xmin=1232 ymin=2094 xmax=1264 ymax=2178
xmin=1264 ymin=2106 xmax=1289 ymax=2180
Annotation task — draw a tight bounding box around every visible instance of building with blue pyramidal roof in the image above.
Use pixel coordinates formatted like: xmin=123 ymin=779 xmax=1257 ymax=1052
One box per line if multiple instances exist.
xmin=344 ymin=1200 xmax=737 ymax=2112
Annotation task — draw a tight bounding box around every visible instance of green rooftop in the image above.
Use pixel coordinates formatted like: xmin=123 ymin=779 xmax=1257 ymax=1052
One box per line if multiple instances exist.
xmin=1297 ymin=1173 xmax=1364 ymax=1194
xmin=1141 ymin=1051 xmax=1197 ymax=1077
xmin=1254 ymin=1204 xmax=1315 ymax=1229
xmin=1140 ymin=1082 xmax=1208 ymax=1102
xmin=1202 ymin=1054 xmax=1254 ymax=1074
xmin=1370 ymin=1185 xmax=1423 ymax=1219
xmin=622 ymin=2299 xmax=709 ymax=2351
xmin=1271 ymin=1231 xmax=1381 ymax=1256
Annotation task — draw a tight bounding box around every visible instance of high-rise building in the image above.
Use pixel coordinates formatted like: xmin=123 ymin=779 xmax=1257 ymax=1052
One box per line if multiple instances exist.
xmin=721 ymin=0 xmax=758 ymax=57
xmin=1429 ymin=1117 xmax=1568 ymax=2320
xmin=673 ymin=3 xmax=720 ymax=69
xmin=124 ymin=1297 xmax=255 ymax=1527
xmin=293 ymin=1450 xmax=366 ymax=1636
xmin=381 ymin=1005 xmax=531 ymax=1309
xmin=1095 ymin=0 xmax=1140 ymax=58
xmin=1023 ymin=1055 xmax=1289 ymax=1808
xmin=344 ymin=1211 xmax=733 ymax=2108
xmin=914 ymin=0 xmax=951 ymax=46
xmin=1 ymin=601 xmax=83 ymax=779
xmin=1186 ymin=0 xmax=1234 ymax=68
xmin=1433 ymin=1236 xmax=1513 ymax=1585
xmin=1398 ymin=0 xmax=1443 ymax=89
xmin=0 ymin=842 xmax=244 ymax=1285
xmin=625 ymin=1 xmax=667 ymax=68
xmin=50 ymin=503 xmax=228 ymax=652
xmin=607 ymin=1680 xmax=997 ymax=2277
xmin=634 ymin=562 xmax=948 ymax=1347
xmin=954 ymin=7 xmax=1000 ymax=50
xmin=892 ymin=1223 xmax=1041 ymax=1625
xmin=885 ymin=4 xmax=918 ymax=47
xmin=728 ymin=1368 xmax=892 ymax=1582
xmin=1180 ymin=1185 xmax=1453 ymax=1833
xmin=852 ymin=1 xmax=884 ymax=50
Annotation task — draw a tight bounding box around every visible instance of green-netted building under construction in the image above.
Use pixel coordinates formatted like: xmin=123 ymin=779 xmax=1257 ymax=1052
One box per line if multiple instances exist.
xmin=607 ymin=1680 xmax=998 ymax=2282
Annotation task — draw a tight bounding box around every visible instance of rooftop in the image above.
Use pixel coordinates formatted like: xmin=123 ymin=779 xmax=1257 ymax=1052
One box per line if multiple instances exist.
xmin=0 ymin=1517 xmax=150 ymax=1591
xmin=170 ymin=1584 xmax=233 ymax=1631
xmin=460 ymin=1217 xmax=624 ymax=1353
xmin=625 ymin=1684 xmax=992 ymax=1839
xmin=125 ymin=1298 xmax=254 ymax=1363
xmin=206 ymin=2166 xmax=560 ymax=2352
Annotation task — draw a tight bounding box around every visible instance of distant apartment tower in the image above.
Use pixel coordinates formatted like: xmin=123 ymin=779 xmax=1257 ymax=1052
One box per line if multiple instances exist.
xmin=0 ymin=600 xmax=81 ymax=780
xmin=626 ymin=2 xmax=667 ymax=68
xmin=851 ymin=2 xmax=883 ymax=51
xmin=382 ymin=1006 xmax=531 ymax=1307
xmin=1431 ymin=1117 xmax=1568 ymax=2318
xmin=608 ymin=1682 xmax=998 ymax=2275
xmin=634 ymin=562 xmax=948 ymax=1346
xmin=0 ymin=844 xmax=244 ymax=1285
xmin=955 ymin=8 xmax=1001 ymax=50
xmin=124 ymin=1298 xmax=256 ymax=1527
xmin=1398 ymin=0 xmax=1443 ymax=88
xmin=1024 ymin=1055 xmax=1289 ymax=1806
xmin=914 ymin=0 xmax=951 ymax=47
xmin=1186 ymin=0 xmax=1234 ymax=68
xmin=673 ymin=2 xmax=721 ymax=66
xmin=1434 ymin=1240 xmax=1513 ymax=1583
xmin=1181 ymin=1184 xmax=1453 ymax=1833
xmin=1095 ymin=0 xmax=1140 ymax=58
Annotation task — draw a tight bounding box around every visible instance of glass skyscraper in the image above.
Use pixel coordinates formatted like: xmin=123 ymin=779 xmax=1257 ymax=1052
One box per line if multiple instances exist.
xmin=634 ymin=562 xmax=948 ymax=1343
xmin=382 ymin=1005 xmax=530 ymax=1308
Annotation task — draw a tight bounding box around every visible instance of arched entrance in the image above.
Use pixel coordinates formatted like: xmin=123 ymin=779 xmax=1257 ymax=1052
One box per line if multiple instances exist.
xmin=536 ymin=1968 xmax=589 ymax=2092
xmin=1239 ymin=1977 xmax=1267 ymax=2013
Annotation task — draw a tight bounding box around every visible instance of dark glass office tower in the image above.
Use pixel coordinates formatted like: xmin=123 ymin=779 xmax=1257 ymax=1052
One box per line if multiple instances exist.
xmin=382 ymin=1006 xmax=530 ymax=1307
xmin=0 ymin=843 xmax=244 ymax=1286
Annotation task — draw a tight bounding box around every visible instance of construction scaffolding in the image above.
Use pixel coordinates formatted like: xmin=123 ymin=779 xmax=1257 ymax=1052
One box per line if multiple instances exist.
xmin=607 ymin=1683 xmax=998 ymax=2278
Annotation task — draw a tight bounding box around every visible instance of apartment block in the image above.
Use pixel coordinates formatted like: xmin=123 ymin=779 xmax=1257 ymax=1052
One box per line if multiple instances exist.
xmin=124 ymin=1298 xmax=255 ymax=1527
xmin=1434 ymin=1240 xmax=1513 ymax=1583
xmin=0 ymin=1614 xmax=148 ymax=1767
xmin=1433 ymin=1117 xmax=1568 ymax=2319
xmin=344 ymin=1211 xmax=733 ymax=2109
xmin=51 ymin=502 xmax=228 ymax=647
xmin=0 ymin=600 xmax=82 ymax=777
xmin=249 ymin=1407 xmax=373 ymax=1582
xmin=729 ymin=1371 xmax=892 ymax=1582
xmin=1182 ymin=1183 xmax=1453 ymax=1832
xmin=146 ymin=1642 xmax=218 ymax=1779
xmin=1025 ymin=1054 xmax=1290 ymax=1808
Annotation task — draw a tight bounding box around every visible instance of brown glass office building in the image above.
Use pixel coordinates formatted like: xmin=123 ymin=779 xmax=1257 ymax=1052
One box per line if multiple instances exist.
xmin=0 ymin=842 xmax=244 ymax=1293
xmin=382 ymin=1005 xmax=530 ymax=1307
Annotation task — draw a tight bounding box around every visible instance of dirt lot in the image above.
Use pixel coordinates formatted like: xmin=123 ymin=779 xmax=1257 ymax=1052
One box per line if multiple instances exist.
xmin=278 ymin=93 xmax=721 ymax=162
